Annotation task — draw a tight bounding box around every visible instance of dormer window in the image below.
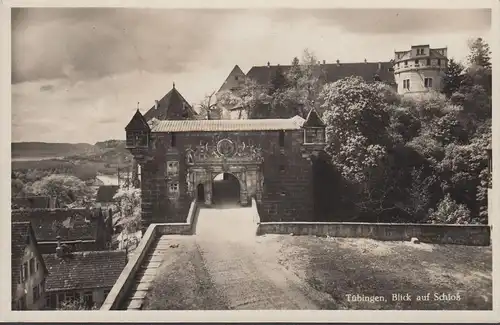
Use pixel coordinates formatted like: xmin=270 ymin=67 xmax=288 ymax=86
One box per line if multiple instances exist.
xmin=416 ymin=48 xmax=425 ymax=56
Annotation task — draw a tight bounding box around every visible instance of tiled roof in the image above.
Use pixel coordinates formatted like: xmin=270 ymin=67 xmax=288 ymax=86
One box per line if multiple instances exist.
xmin=43 ymin=250 xmax=127 ymax=291
xmin=11 ymin=222 xmax=47 ymax=294
xmin=245 ymin=61 xmax=395 ymax=87
xmin=151 ymin=116 xmax=306 ymax=132
xmin=96 ymin=185 xmax=119 ymax=203
xmin=11 ymin=208 xmax=103 ymax=242
xmin=125 ymin=109 xmax=151 ymax=131
xmin=143 ymin=86 xmax=198 ymax=121
xmin=12 ymin=196 xmax=52 ymax=209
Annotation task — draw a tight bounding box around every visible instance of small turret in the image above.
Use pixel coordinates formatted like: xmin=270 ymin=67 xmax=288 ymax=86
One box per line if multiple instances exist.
xmin=301 ymin=108 xmax=326 ymax=160
xmin=125 ymin=109 xmax=151 ymax=149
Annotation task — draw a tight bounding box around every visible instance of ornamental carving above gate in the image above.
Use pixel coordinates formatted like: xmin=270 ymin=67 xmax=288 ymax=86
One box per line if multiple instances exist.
xmin=185 ymin=138 xmax=264 ymax=165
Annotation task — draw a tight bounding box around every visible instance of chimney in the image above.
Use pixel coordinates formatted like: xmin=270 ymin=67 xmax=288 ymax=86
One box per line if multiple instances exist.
xmin=154 ymin=100 xmax=159 ymax=110
xmin=173 ymin=82 xmax=176 ymax=89
xmin=267 ymin=61 xmax=270 ymax=67
xmin=378 ymin=62 xmax=382 ymax=70
xmin=336 ymin=59 xmax=340 ymax=66
xmin=364 ymin=58 xmax=367 ymax=63
xmin=55 ymin=236 xmax=63 ymax=258
xmin=323 ymin=60 xmax=326 ymax=64
xmin=317 ymin=61 xmax=320 ymax=65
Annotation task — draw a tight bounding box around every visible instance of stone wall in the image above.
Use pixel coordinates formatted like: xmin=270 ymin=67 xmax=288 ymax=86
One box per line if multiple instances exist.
xmin=258 ymin=222 xmax=491 ymax=246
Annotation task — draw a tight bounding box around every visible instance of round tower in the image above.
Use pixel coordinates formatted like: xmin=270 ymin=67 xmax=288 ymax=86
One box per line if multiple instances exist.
xmin=393 ymin=45 xmax=448 ymax=96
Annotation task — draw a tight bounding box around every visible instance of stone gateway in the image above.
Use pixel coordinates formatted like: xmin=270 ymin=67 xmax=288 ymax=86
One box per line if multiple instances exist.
xmin=125 ymin=93 xmax=326 ymax=229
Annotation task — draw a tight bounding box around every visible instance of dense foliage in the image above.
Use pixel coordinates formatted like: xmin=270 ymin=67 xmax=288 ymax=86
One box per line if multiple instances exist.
xmin=222 ymin=39 xmax=492 ymax=224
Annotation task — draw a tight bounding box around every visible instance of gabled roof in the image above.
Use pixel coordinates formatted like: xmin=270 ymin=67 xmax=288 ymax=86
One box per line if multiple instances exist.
xmin=303 ymin=108 xmax=326 ymax=127
xmin=43 ymin=250 xmax=127 ymax=291
xmin=12 ymin=222 xmax=48 ymax=294
xmin=11 ymin=208 xmax=104 ymax=242
xmin=218 ymin=65 xmax=246 ymax=93
xmin=246 ymin=61 xmax=395 ymax=87
xmin=96 ymin=185 xmax=120 ymax=203
xmin=125 ymin=109 xmax=151 ymax=132
xmin=12 ymin=196 xmax=54 ymax=209
xmin=143 ymin=85 xmax=198 ymax=121
xmin=150 ymin=116 xmax=306 ymax=132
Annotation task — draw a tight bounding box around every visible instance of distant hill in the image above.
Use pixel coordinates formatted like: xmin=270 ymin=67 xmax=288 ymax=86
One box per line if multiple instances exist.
xmin=11 ymin=142 xmax=97 ymax=158
xmin=11 ymin=140 xmax=133 ymax=177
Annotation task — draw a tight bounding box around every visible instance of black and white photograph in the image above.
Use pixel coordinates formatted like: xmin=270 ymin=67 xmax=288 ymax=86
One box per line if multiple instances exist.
xmin=3 ymin=0 xmax=498 ymax=322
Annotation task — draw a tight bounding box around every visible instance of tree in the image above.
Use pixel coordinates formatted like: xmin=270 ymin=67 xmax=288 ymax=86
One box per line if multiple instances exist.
xmin=442 ymin=58 xmax=464 ymax=98
xmin=467 ymin=37 xmax=491 ymax=70
xmin=112 ymin=186 xmax=142 ymax=234
xmin=197 ymin=90 xmax=222 ymax=120
xmin=30 ymin=174 xmax=93 ymax=207
xmin=217 ymin=78 xmax=271 ymax=119
xmin=269 ymin=65 xmax=288 ymax=95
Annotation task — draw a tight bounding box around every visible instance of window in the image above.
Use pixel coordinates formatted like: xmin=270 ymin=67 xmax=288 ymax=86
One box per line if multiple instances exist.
xmin=22 ymin=262 xmax=28 ymax=281
xmin=426 ymin=58 xmax=431 ymax=66
xmin=403 ymin=79 xmax=411 ymax=90
xmin=168 ymin=182 xmax=180 ymax=198
xmin=166 ymin=161 xmax=179 ymax=176
xmin=18 ymin=296 xmax=27 ymax=310
xmin=57 ymin=293 xmax=65 ymax=308
xmin=279 ymin=131 xmax=285 ymax=147
xmin=414 ymin=59 xmax=419 ymax=65
xmin=437 ymin=59 xmax=441 ymax=66
xmin=83 ymin=291 xmax=94 ymax=309
xmin=103 ymin=289 xmax=111 ymax=301
xmin=424 ymin=78 xmax=433 ymax=88
xmin=36 ymin=259 xmax=40 ymax=272
xmin=33 ymin=285 xmax=39 ymax=302
xmin=171 ymin=133 xmax=177 ymax=147
xmin=50 ymin=293 xmax=57 ymax=309
xmin=40 ymin=279 xmax=45 ymax=296
xmin=29 ymin=258 xmax=36 ymax=276
xmin=235 ymin=76 xmax=239 ymax=81
xmin=305 ymin=128 xmax=325 ymax=144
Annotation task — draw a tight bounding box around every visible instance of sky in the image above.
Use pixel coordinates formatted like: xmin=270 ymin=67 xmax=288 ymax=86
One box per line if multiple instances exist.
xmin=11 ymin=8 xmax=492 ymax=144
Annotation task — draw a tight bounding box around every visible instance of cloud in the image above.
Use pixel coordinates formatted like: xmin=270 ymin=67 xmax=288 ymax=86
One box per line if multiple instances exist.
xmin=11 ymin=8 xmax=492 ymax=143
xmin=12 ymin=8 xmax=236 ymax=83
xmin=271 ymin=8 xmax=491 ymax=34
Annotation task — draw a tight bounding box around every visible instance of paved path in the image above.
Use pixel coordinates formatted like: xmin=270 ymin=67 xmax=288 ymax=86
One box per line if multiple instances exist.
xmin=191 ymin=205 xmax=328 ymax=309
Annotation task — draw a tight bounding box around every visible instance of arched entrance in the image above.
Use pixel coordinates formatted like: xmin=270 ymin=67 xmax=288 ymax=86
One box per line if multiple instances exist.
xmin=196 ymin=183 xmax=205 ymax=202
xmin=212 ymin=172 xmax=240 ymax=207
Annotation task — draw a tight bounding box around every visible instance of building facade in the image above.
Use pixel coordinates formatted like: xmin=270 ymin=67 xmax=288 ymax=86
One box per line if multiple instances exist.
xmin=125 ymin=108 xmax=326 ymax=227
xmin=43 ymin=249 xmax=127 ymax=310
xmin=12 ymin=222 xmax=48 ymax=310
xmin=393 ymin=45 xmax=448 ymax=95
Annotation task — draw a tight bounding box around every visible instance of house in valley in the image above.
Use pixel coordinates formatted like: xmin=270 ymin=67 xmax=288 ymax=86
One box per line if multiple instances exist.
xmin=11 ymin=222 xmax=48 ymax=310
xmin=11 ymin=208 xmax=113 ymax=254
xmin=42 ymin=245 xmax=127 ymax=309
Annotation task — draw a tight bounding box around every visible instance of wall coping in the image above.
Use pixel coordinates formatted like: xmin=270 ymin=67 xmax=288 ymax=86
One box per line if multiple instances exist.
xmin=100 ymin=200 xmax=198 ymax=310
xmin=259 ymin=221 xmax=491 ymax=228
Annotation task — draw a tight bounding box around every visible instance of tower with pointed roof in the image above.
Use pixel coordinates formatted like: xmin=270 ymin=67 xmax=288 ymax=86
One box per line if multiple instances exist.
xmin=217 ymin=65 xmax=248 ymax=119
xmin=393 ymin=45 xmax=448 ymax=95
xmin=143 ymin=83 xmax=198 ymax=121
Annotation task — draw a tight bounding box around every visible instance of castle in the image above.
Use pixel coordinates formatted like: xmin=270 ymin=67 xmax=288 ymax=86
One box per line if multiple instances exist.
xmin=127 ymin=44 xmax=449 ymax=228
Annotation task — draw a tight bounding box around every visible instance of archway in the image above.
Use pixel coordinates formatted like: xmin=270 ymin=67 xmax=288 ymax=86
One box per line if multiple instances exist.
xmin=197 ymin=183 xmax=205 ymax=202
xmin=212 ymin=172 xmax=240 ymax=207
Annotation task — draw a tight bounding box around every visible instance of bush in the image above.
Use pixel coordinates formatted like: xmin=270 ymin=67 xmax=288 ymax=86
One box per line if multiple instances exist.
xmin=427 ymin=194 xmax=472 ymax=224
